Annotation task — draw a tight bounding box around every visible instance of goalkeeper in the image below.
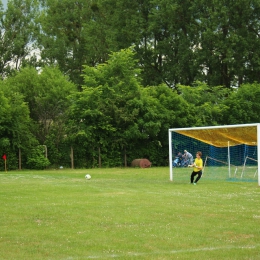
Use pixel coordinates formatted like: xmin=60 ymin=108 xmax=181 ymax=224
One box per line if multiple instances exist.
xmin=189 ymin=151 xmax=203 ymax=185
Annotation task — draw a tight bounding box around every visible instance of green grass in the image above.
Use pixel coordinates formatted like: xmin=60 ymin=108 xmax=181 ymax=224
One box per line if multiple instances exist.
xmin=0 ymin=167 xmax=260 ymax=260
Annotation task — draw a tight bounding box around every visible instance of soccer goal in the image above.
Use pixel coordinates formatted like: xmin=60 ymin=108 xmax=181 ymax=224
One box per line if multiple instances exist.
xmin=168 ymin=123 xmax=260 ymax=185
xmin=241 ymin=156 xmax=258 ymax=180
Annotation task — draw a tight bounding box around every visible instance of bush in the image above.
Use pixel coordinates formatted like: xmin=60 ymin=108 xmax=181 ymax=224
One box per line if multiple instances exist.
xmin=26 ymin=146 xmax=50 ymax=169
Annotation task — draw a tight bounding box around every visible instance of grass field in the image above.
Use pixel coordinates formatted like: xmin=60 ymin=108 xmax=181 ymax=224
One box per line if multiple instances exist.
xmin=1 ymin=167 xmax=260 ymax=260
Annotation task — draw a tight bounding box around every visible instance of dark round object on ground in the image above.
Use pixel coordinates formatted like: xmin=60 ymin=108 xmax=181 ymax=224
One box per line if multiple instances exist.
xmin=131 ymin=159 xmax=152 ymax=168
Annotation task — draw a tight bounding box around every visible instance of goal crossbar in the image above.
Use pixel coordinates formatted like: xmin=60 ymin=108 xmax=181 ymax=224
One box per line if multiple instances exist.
xmin=168 ymin=123 xmax=260 ymax=186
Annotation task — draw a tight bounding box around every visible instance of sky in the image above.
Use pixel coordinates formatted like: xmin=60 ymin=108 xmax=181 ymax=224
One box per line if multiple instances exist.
xmin=1 ymin=0 xmax=7 ymax=9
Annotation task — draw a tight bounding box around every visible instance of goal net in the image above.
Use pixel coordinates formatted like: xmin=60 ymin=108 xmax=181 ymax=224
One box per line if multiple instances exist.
xmin=168 ymin=124 xmax=260 ymax=185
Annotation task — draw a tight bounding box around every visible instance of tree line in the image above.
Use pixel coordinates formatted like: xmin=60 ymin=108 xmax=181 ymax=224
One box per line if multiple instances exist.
xmin=2 ymin=0 xmax=260 ymax=88
xmin=0 ymin=0 xmax=260 ymax=169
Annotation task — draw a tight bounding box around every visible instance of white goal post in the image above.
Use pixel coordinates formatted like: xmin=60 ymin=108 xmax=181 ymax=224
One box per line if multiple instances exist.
xmin=168 ymin=123 xmax=260 ymax=186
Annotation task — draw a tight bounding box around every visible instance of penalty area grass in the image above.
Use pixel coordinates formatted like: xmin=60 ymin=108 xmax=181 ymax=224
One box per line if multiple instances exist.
xmin=0 ymin=167 xmax=260 ymax=260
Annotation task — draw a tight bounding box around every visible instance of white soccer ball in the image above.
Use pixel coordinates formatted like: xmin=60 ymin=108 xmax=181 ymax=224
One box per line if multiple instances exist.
xmin=85 ymin=174 xmax=91 ymax=180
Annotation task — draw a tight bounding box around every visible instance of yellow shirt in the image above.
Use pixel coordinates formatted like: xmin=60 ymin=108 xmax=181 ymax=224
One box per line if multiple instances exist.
xmin=194 ymin=158 xmax=203 ymax=172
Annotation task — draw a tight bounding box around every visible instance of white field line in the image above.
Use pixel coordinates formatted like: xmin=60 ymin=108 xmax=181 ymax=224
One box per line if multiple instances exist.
xmin=85 ymin=245 xmax=257 ymax=259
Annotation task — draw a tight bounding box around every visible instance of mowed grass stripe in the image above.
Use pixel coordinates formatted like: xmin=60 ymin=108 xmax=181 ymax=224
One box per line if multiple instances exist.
xmin=85 ymin=245 xmax=259 ymax=259
xmin=0 ymin=167 xmax=259 ymax=260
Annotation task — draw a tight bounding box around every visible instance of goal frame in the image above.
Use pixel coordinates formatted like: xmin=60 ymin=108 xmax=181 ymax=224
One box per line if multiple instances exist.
xmin=168 ymin=123 xmax=260 ymax=186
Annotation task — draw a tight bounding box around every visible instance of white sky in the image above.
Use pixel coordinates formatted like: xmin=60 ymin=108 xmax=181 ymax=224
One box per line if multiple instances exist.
xmin=1 ymin=0 xmax=7 ymax=9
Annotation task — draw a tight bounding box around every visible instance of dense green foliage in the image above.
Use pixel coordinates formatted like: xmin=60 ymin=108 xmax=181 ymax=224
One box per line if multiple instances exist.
xmin=35 ymin=0 xmax=260 ymax=89
xmin=0 ymin=0 xmax=260 ymax=87
xmin=1 ymin=0 xmax=260 ymax=169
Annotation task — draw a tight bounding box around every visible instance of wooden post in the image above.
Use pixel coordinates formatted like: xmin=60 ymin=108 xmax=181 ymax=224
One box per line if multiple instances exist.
xmin=4 ymin=158 xmax=7 ymax=172
xmin=2 ymin=154 xmax=7 ymax=172
xmin=98 ymin=147 xmax=101 ymax=168
xmin=124 ymin=147 xmax=127 ymax=167
xmin=70 ymin=146 xmax=74 ymax=169
xmin=19 ymin=148 xmax=21 ymax=170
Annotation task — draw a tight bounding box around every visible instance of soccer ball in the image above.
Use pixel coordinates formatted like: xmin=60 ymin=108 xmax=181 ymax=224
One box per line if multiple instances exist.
xmin=85 ymin=174 xmax=91 ymax=180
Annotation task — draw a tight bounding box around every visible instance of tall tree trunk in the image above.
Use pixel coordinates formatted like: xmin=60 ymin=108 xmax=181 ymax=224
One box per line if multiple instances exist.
xmin=98 ymin=147 xmax=101 ymax=168
xmin=124 ymin=147 xmax=127 ymax=167
xmin=70 ymin=146 xmax=74 ymax=169
xmin=19 ymin=148 xmax=21 ymax=170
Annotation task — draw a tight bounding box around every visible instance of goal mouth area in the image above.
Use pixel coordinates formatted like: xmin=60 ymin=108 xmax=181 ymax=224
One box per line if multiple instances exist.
xmin=169 ymin=123 xmax=260 ymax=185
xmin=203 ymin=156 xmax=257 ymax=182
xmin=170 ymin=166 xmax=258 ymax=183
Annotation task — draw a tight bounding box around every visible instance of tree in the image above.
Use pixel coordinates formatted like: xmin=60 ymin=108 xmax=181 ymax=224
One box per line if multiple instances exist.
xmin=194 ymin=0 xmax=260 ymax=88
xmin=67 ymin=48 xmax=143 ymax=167
xmin=0 ymin=0 xmax=39 ymax=78
xmin=138 ymin=0 xmax=199 ymax=87
xmin=0 ymin=80 xmax=36 ymax=169
xmin=136 ymin=83 xmax=192 ymax=165
xmin=37 ymin=0 xmax=114 ymax=88
xmin=67 ymin=48 xmax=192 ymax=167
xmin=178 ymin=81 xmax=229 ymax=126
xmin=222 ymin=83 xmax=260 ymax=124
xmin=3 ymin=66 xmax=77 ymax=167
xmin=6 ymin=66 xmax=77 ymax=142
